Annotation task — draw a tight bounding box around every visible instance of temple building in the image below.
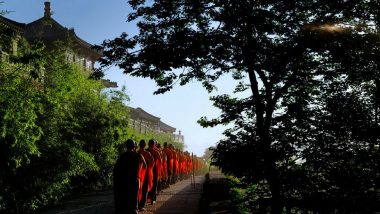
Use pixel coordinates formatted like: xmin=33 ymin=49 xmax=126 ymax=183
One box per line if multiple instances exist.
xmin=129 ymin=107 xmax=185 ymax=143
xmin=0 ymin=1 xmax=117 ymax=87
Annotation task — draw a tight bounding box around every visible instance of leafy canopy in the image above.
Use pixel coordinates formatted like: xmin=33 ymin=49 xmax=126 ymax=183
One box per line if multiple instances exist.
xmin=98 ymin=0 xmax=380 ymax=212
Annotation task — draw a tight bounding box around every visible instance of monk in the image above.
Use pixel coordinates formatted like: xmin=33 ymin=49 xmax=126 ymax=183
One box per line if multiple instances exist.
xmin=147 ymin=139 xmax=162 ymax=204
xmin=157 ymin=143 xmax=168 ymax=190
xmin=163 ymin=142 xmax=173 ymax=186
xmin=169 ymin=144 xmax=178 ymax=184
xmin=137 ymin=140 xmax=155 ymax=211
xmin=163 ymin=142 xmax=173 ymax=188
xmin=113 ymin=139 xmax=144 ymax=214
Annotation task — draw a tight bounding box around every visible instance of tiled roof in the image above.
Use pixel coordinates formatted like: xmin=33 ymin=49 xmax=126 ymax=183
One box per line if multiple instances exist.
xmin=129 ymin=107 xmax=177 ymax=133
xmin=0 ymin=16 xmax=25 ymax=32
xmin=159 ymin=120 xmax=176 ymax=132
xmin=1 ymin=13 xmax=101 ymax=60
xmin=23 ymin=17 xmax=101 ymax=60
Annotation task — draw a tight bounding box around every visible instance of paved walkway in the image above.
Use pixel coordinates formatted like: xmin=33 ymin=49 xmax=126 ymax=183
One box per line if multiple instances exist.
xmin=150 ymin=176 xmax=204 ymax=214
xmin=41 ymin=175 xmax=205 ymax=214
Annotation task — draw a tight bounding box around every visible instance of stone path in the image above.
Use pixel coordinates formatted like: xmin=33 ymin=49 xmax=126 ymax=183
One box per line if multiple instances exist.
xmin=146 ymin=176 xmax=204 ymax=214
xmin=41 ymin=175 xmax=205 ymax=214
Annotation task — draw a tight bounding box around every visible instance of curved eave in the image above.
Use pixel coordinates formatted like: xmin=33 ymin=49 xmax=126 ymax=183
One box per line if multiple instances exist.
xmin=101 ymin=79 xmax=118 ymax=88
xmin=136 ymin=107 xmax=161 ymax=121
xmin=72 ymin=35 xmax=102 ymax=60
xmin=25 ymin=17 xmax=102 ymax=60
xmin=0 ymin=16 xmax=25 ymax=33
xmin=159 ymin=121 xmax=176 ymax=133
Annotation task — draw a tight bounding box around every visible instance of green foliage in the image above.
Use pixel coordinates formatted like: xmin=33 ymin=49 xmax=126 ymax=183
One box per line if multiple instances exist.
xmin=0 ymin=35 xmax=186 ymax=213
xmin=226 ymin=182 xmax=272 ymax=214
xmin=0 ymin=2 xmax=7 ymax=16
xmin=0 ymin=60 xmax=43 ymax=213
xmin=0 ymin=62 xmax=42 ymax=166
xmin=224 ymin=176 xmax=252 ymax=214
xmin=202 ymin=147 xmax=217 ymax=171
xmin=229 ymin=187 xmax=249 ymax=214
xmin=0 ymin=41 xmax=129 ymax=212
xmin=98 ymin=0 xmax=380 ymax=212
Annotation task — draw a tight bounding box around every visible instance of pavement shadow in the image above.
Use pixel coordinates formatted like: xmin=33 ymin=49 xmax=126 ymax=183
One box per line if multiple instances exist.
xmin=153 ymin=181 xmax=203 ymax=214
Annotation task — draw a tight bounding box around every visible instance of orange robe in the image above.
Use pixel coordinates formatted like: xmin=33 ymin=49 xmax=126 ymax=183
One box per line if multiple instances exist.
xmin=138 ymin=149 xmax=154 ymax=204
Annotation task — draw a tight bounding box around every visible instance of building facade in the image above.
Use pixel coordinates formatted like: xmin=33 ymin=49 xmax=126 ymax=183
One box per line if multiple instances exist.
xmin=0 ymin=1 xmax=117 ymax=87
xmin=129 ymin=107 xmax=185 ymax=144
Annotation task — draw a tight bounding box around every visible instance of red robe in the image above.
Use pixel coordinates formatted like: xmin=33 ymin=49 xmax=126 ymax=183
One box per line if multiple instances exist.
xmin=138 ymin=149 xmax=154 ymax=203
xmin=163 ymin=147 xmax=173 ymax=176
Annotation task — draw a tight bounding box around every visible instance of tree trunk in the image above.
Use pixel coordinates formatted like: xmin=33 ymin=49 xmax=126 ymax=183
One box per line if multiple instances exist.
xmin=261 ymin=131 xmax=283 ymax=214
xmin=247 ymin=69 xmax=283 ymax=213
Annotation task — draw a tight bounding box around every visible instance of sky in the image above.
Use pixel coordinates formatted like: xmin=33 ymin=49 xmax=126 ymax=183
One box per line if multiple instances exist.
xmin=2 ymin=0 xmax=249 ymax=156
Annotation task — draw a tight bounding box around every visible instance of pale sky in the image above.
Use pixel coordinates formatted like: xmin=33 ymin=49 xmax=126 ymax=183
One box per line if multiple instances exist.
xmin=2 ymin=0 xmax=249 ymax=156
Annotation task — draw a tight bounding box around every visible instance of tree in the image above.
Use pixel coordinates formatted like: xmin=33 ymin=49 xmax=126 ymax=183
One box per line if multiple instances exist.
xmin=0 ymin=37 xmax=132 ymax=212
xmin=202 ymin=147 xmax=213 ymax=162
xmin=97 ymin=1 xmax=376 ymax=212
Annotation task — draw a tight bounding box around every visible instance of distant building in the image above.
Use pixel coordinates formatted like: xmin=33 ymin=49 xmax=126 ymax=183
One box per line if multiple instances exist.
xmin=0 ymin=1 xmax=117 ymax=87
xmin=174 ymin=130 xmax=185 ymax=144
xmin=129 ymin=107 xmax=185 ymax=143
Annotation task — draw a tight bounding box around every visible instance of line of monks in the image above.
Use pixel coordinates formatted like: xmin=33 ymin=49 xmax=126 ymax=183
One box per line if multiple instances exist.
xmin=113 ymin=139 xmax=205 ymax=214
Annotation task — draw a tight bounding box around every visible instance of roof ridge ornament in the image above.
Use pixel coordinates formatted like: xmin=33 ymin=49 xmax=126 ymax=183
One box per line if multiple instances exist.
xmin=44 ymin=1 xmax=51 ymax=18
